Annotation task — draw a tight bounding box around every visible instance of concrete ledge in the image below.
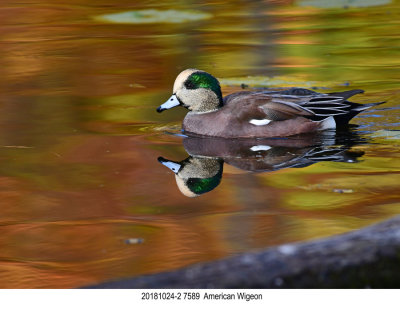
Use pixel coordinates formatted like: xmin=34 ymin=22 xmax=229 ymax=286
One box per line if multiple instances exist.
xmin=85 ymin=215 xmax=400 ymax=288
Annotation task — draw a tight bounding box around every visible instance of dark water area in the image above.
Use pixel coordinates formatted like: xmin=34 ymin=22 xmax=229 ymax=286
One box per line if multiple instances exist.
xmin=0 ymin=0 xmax=399 ymax=288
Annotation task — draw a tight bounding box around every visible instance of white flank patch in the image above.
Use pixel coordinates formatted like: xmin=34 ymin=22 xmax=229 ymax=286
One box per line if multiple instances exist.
xmin=250 ymin=145 xmax=271 ymax=152
xmin=319 ymin=116 xmax=336 ymax=130
xmin=249 ymin=119 xmax=271 ymax=126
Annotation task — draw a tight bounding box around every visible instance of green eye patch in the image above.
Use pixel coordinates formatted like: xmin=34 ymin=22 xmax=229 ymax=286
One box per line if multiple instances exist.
xmin=185 ymin=168 xmax=223 ymax=195
xmin=185 ymin=72 xmax=223 ymax=104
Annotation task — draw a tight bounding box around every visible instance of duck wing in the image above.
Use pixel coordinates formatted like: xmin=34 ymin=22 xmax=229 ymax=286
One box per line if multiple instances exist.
xmin=244 ymin=91 xmax=349 ymax=121
xmin=265 ymin=89 xmax=362 ymax=118
xmin=225 ymin=91 xmax=314 ymax=121
xmin=224 ymin=88 xmax=381 ymax=125
xmin=259 ymin=96 xmax=315 ymax=120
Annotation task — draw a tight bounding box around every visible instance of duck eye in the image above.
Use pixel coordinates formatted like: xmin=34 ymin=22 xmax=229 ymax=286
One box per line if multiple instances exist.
xmin=184 ymin=80 xmax=196 ymax=89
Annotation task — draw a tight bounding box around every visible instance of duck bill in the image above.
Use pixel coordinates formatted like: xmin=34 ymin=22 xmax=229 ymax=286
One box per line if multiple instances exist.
xmin=157 ymin=94 xmax=180 ymax=113
xmin=158 ymin=157 xmax=182 ymax=174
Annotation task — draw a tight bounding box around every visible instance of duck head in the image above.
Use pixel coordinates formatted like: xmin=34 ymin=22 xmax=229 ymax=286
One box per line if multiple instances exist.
xmin=158 ymin=156 xmax=223 ymax=197
xmin=157 ymin=69 xmax=223 ymax=113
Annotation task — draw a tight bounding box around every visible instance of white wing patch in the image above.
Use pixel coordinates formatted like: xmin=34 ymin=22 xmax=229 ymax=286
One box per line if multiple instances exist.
xmin=250 ymin=145 xmax=271 ymax=151
xmin=249 ymin=119 xmax=271 ymax=126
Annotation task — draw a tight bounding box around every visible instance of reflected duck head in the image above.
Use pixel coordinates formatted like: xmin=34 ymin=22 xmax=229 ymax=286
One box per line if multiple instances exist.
xmin=158 ymin=156 xmax=223 ymax=197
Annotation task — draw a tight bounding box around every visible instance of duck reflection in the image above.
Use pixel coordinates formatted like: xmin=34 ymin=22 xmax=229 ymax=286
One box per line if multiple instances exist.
xmin=158 ymin=132 xmax=364 ymax=197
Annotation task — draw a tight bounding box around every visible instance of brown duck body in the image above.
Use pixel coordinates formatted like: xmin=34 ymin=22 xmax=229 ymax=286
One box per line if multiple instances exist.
xmin=183 ymin=88 xmax=380 ymax=138
xmin=183 ymin=92 xmax=316 ymax=138
xmin=183 ymin=109 xmax=318 ymax=138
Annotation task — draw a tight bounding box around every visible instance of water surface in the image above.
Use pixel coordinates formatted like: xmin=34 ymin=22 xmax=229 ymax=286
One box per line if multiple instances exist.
xmin=0 ymin=0 xmax=399 ymax=288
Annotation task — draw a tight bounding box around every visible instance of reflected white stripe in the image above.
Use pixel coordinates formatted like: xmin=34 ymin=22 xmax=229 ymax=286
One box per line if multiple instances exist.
xmin=250 ymin=145 xmax=271 ymax=151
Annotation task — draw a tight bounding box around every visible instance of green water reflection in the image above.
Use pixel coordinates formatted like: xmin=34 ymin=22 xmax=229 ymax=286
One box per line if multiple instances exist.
xmin=0 ymin=0 xmax=399 ymax=288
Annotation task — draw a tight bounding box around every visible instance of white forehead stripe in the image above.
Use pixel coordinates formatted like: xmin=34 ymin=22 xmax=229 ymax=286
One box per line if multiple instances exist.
xmin=175 ymin=175 xmax=199 ymax=198
xmin=250 ymin=145 xmax=271 ymax=152
xmin=173 ymin=68 xmax=201 ymax=93
xmin=159 ymin=94 xmax=180 ymax=110
xmin=249 ymin=119 xmax=271 ymax=126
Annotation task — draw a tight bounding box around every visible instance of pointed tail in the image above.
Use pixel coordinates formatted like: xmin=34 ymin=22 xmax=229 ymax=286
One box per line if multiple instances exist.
xmin=334 ymin=100 xmax=385 ymax=127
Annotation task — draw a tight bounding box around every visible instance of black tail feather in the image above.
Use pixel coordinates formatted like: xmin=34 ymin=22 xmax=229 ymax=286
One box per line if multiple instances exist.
xmin=328 ymin=89 xmax=364 ymax=100
xmin=352 ymin=101 xmax=386 ymax=111
xmin=334 ymin=101 xmax=385 ymax=127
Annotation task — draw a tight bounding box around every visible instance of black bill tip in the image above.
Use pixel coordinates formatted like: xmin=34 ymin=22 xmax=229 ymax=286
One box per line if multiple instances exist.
xmin=156 ymin=106 xmax=165 ymax=113
xmin=157 ymin=156 xmax=167 ymax=163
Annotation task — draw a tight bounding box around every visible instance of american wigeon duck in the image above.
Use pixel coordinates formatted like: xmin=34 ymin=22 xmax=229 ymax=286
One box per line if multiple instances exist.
xmin=157 ymin=69 xmax=383 ymax=138
xmin=159 ymin=133 xmax=364 ymax=197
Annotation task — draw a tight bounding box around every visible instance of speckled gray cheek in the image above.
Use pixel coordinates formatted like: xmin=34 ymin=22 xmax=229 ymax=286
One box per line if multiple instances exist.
xmin=178 ymin=157 xmax=222 ymax=179
xmin=177 ymin=88 xmax=221 ymax=112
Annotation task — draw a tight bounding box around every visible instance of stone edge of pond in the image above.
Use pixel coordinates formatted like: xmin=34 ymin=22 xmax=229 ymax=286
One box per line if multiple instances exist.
xmin=84 ymin=215 xmax=400 ymax=288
